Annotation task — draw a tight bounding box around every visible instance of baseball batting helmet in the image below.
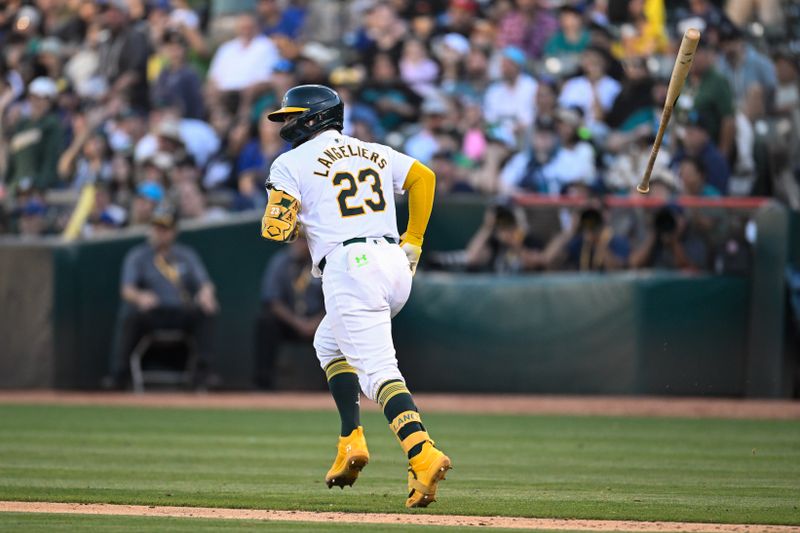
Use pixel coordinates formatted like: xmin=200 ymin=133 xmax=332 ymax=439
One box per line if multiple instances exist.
xmin=267 ymin=84 xmax=344 ymax=146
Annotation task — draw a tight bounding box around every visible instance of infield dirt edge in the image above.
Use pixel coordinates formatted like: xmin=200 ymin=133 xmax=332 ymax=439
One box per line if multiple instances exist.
xmin=1 ymin=501 xmax=798 ymax=533
xmin=1 ymin=391 xmax=798 ymax=419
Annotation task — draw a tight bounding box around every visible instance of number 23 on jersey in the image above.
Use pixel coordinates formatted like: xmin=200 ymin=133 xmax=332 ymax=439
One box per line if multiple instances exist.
xmin=332 ymin=167 xmax=387 ymax=217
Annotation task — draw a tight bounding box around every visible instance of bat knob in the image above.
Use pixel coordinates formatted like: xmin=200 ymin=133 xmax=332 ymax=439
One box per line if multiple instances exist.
xmin=636 ymin=184 xmax=650 ymax=194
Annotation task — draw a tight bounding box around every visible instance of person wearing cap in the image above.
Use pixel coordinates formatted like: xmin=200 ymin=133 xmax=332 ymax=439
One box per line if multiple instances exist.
xmin=152 ymin=30 xmax=205 ymax=120
xmin=130 ymin=181 xmax=165 ymax=225
xmin=97 ymin=0 xmax=151 ymax=112
xmin=107 ymin=208 xmax=218 ymax=388
xmin=4 ymin=77 xmax=65 ymax=190
xmin=403 ymin=97 xmax=449 ymax=165
xmin=483 ymin=46 xmax=538 ymax=139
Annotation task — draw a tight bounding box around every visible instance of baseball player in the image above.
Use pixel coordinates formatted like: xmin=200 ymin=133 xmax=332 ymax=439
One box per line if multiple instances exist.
xmin=260 ymin=85 xmax=451 ymax=508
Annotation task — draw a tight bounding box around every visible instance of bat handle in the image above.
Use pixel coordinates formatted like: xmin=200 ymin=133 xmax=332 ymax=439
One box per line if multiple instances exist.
xmin=637 ymin=105 xmax=674 ymax=195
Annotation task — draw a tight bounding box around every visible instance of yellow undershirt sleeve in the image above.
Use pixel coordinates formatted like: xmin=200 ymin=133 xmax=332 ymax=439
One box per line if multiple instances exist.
xmin=401 ymin=161 xmax=436 ymax=247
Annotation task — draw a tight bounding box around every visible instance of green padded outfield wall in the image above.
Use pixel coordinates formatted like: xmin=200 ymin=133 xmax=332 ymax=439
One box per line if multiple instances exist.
xmin=0 ymin=200 xmax=790 ymax=394
xmin=393 ymin=273 xmax=748 ymax=395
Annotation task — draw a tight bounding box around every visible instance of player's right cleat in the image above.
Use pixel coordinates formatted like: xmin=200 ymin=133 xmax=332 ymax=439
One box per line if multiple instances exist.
xmin=325 ymin=426 xmax=369 ymax=489
xmin=406 ymin=441 xmax=452 ymax=508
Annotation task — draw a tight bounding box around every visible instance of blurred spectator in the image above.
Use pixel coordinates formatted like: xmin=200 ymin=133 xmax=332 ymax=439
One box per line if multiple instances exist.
xmin=358 ymin=2 xmax=407 ymax=69
xmin=605 ymin=127 xmax=672 ymax=194
xmin=678 ymin=156 xmax=721 ymax=197
xmin=236 ymin=115 xmax=289 ymax=210
xmin=681 ymin=43 xmax=736 ymax=160
xmin=543 ymin=201 xmax=630 ymax=271
xmin=3 ymin=77 xmax=65 ymax=191
xmin=98 ymin=0 xmax=151 ymax=112
xmin=629 ymin=205 xmax=709 ymax=270
xmin=134 ymin=106 xmax=220 ymax=168
xmin=558 ymin=46 xmax=621 ymax=128
xmin=717 ymin=25 xmax=776 ymax=108
xmin=399 ymin=38 xmax=439 ymax=98
xmin=430 ymin=150 xmax=474 ymax=194
xmin=357 ymin=53 xmax=421 ymax=132
xmin=773 ymin=51 xmax=800 ymax=170
xmin=614 ymin=0 xmax=668 ymax=59
xmin=604 ymin=56 xmax=654 ymax=132
xmin=404 ymin=97 xmax=448 ymax=166
xmin=544 ymin=5 xmax=590 ymax=58
xmin=203 ymin=110 xmax=251 ymax=191
xmin=207 ymin=13 xmax=280 ymax=117
xmin=254 ymin=233 xmax=323 ymax=389
xmin=16 ymin=195 xmax=50 ymax=238
xmin=534 ymin=78 xmax=558 ymax=125
xmin=499 ymin=117 xmax=559 ymax=193
xmin=463 ymin=201 xmax=545 ymax=273
xmin=108 ymin=209 xmax=218 ymax=388
xmin=152 ymin=31 xmax=205 ymax=120
xmin=483 ymin=46 xmax=538 ymax=142
xmin=58 ymin=109 xmax=112 ymax=189
xmin=177 ymin=180 xmax=228 ymax=222
xmin=258 ymin=0 xmax=307 ymax=39
xmin=495 ymin=0 xmax=558 ymax=60
xmin=676 ymin=0 xmax=732 ymax=38
xmin=725 ymin=0 xmax=782 ymax=30
xmin=672 ymin=112 xmax=730 ymax=194
xmin=443 ymin=0 xmax=478 ymax=36
xmin=85 ymin=182 xmax=126 ymax=235
xmin=130 ymin=181 xmax=164 ymax=226
xmin=541 ymin=107 xmax=596 ymax=194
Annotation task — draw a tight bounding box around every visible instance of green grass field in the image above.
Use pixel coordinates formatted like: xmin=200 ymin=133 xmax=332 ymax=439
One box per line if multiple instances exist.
xmin=0 ymin=404 xmax=798 ymax=529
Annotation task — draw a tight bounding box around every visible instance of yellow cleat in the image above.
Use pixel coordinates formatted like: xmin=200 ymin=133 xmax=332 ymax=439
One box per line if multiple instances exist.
xmin=325 ymin=426 xmax=370 ymax=489
xmin=405 ymin=441 xmax=452 ymax=508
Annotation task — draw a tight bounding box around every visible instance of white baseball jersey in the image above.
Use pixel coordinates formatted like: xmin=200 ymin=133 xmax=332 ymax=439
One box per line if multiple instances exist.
xmin=267 ymin=130 xmax=415 ymax=269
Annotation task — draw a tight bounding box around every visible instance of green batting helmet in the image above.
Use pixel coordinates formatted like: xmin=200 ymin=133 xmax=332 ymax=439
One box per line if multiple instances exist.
xmin=267 ymin=84 xmax=344 ymax=146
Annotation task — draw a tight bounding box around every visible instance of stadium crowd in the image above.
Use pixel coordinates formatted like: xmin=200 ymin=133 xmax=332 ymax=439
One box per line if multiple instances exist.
xmin=0 ymin=0 xmax=797 ymax=271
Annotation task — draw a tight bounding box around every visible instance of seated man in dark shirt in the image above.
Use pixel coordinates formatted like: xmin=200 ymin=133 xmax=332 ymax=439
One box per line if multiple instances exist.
xmin=254 ymin=233 xmax=324 ymax=389
xmin=106 ymin=209 xmax=218 ymax=388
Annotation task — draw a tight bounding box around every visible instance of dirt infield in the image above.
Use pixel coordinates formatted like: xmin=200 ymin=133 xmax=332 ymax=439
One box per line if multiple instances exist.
xmin=1 ymin=502 xmax=798 ymax=532
xmin=0 ymin=391 xmax=798 ymax=419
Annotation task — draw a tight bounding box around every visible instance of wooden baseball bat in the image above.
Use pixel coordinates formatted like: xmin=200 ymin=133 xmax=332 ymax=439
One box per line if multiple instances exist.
xmin=637 ymin=28 xmax=701 ymax=194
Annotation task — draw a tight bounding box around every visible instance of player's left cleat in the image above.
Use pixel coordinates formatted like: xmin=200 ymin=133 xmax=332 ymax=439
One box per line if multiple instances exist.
xmin=405 ymin=440 xmax=452 ymax=508
xmin=325 ymin=426 xmax=370 ymax=489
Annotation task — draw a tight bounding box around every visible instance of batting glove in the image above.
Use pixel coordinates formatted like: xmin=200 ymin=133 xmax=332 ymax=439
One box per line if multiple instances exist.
xmin=399 ymin=233 xmax=423 ymax=275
